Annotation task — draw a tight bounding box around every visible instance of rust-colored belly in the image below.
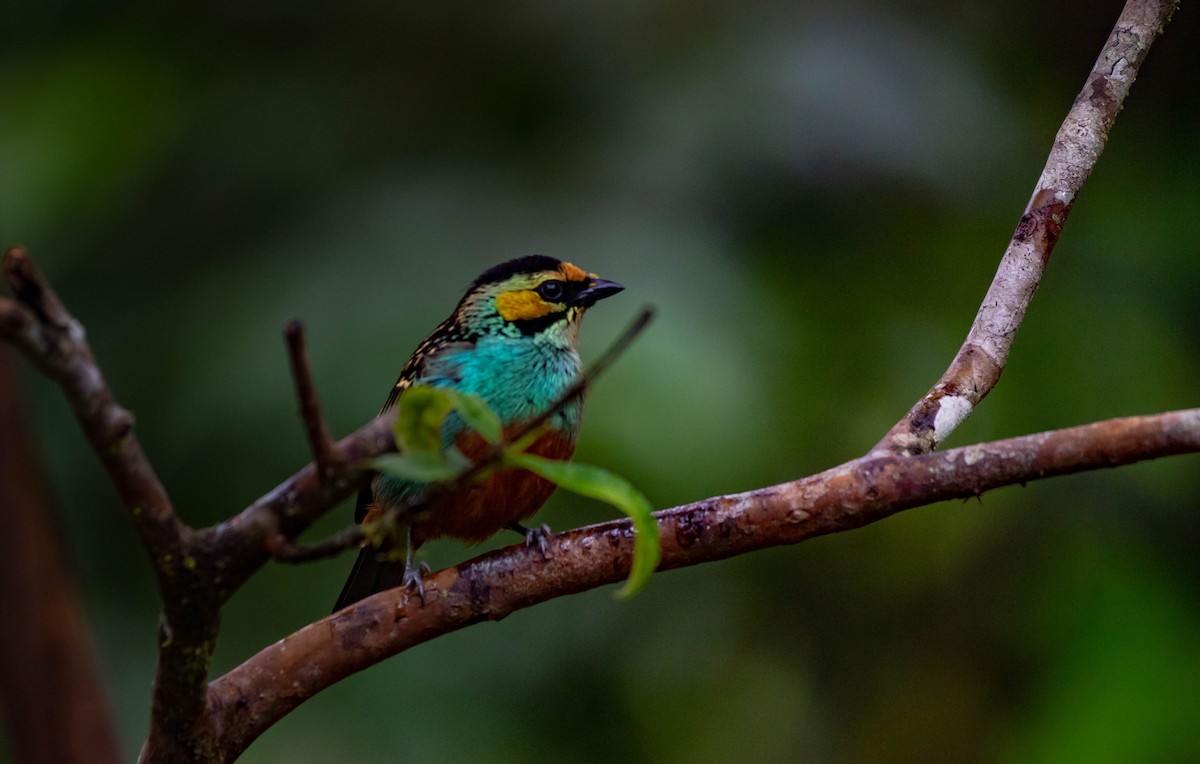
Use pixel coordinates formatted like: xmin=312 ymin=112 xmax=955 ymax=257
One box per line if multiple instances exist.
xmin=410 ymin=426 xmax=576 ymax=545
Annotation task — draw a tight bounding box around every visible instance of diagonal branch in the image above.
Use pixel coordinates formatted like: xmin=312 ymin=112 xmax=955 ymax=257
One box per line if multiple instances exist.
xmin=874 ymin=0 xmax=1177 ymax=457
xmin=1 ymin=247 xmax=187 ymax=566
xmin=2 ymin=249 xmax=401 ymax=762
xmin=0 ymin=247 xmax=217 ymax=761
xmin=207 ymin=407 xmax=1200 ymax=758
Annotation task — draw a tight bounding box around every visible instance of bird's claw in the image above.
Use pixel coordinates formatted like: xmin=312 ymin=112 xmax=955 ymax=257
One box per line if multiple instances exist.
xmin=507 ymin=521 xmax=553 ymax=558
xmin=525 ymin=523 xmax=553 ymax=558
xmin=401 ymin=563 xmax=427 ymax=604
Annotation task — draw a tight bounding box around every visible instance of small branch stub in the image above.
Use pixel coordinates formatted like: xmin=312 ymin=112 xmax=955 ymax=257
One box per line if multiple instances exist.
xmin=284 ymin=319 xmax=335 ymax=479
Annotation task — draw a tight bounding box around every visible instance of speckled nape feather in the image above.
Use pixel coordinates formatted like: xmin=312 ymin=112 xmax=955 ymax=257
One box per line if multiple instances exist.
xmin=333 ymin=255 xmax=623 ymax=612
xmin=377 ymin=316 xmax=469 ymax=414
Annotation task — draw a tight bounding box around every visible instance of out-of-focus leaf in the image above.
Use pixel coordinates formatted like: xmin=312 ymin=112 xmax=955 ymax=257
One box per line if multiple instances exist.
xmin=443 ymin=389 xmax=502 ymax=444
xmin=507 ymin=453 xmax=660 ymax=599
xmin=372 ymin=451 xmax=467 ymax=483
xmin=394 ymin=386 xmax=503 ymax=454
xmin=393 ymin=386 xmax=454 ymax=453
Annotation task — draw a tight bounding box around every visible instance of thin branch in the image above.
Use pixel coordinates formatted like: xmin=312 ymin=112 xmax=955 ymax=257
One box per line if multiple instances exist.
xmin=266 ymin=525 xmax=364 ymax=564
xmin=874 ymin=0 xmax=1177 ymax=457
xmin=0 ymin=247 xmax=186 ymax=564
xmin=199 ymin=415 xmax=395 ymax=587
xmin=151 ymin=386 xmax=398 ymax=761
xmin=284 ymin=320 xmax=335 ymax=478
xmin=207 ymin=407 xmax=1200 ymax=757
xmin=4 ymin=246 xmax=71 ymax=327
xmin=455 ymin=305 xmax=654 ymax=486
xmin=0 ymin=248 xmax=221 ymax=762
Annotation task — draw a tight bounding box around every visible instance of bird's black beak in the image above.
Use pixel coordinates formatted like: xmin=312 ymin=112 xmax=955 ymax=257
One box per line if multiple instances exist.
xmin=575 ymin=278 xmax=624 ymax=307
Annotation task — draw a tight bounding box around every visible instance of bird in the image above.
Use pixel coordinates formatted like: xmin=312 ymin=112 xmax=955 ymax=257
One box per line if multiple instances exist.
xmin=333 ymin=255 xmax=624 ymax=611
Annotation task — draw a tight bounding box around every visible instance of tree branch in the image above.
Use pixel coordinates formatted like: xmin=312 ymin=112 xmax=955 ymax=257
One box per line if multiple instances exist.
xmin=874 ymin=0 xmax=1177 ymax=457
xmin=265 ymin=524 xmax=363 ymax=564
xmin=207 ymin=407 xmax=1200 ymax=758
xmin=284 ymin=320 xmax=335 ymax=479
xmin=0 ymin=249 xmax=393 ymax=761
xmin=1 ymin=247 xmax=186 ymax=562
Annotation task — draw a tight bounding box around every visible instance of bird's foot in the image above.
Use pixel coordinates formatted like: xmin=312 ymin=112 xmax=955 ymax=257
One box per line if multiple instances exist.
xmin=401 ymin=561 xmax=431 ymax=604
xmin=509 ymin=522 xmax=553 ymax=558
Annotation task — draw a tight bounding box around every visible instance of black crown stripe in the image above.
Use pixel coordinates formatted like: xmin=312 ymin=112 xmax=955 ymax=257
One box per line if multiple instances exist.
xmin=470 ymin=255 xmax=562 ymax=289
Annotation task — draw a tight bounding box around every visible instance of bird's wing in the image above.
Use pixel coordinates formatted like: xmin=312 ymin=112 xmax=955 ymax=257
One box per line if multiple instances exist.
xmin=334 ymin=317 xmax=471 ymax=612
xmin=377 ymin=315 xmax=467 ymax=414
xmin=353 ymin=315 xmax=468 ymax=523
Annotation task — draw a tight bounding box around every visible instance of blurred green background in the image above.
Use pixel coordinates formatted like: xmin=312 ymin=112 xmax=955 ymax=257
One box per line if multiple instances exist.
xmin=2 ymin=0 xmax=1199 ymax=761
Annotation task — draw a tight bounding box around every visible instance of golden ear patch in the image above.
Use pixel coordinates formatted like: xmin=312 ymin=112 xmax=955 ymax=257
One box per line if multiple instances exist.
xmin=496 ymin=290 xmax=556 ymax=322
xmin=558 ymin=262 xmax=590 ymax=282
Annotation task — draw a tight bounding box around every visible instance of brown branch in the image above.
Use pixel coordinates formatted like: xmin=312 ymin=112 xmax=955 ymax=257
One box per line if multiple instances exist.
xmin=284 ymin=320 xmax=334 ymax=478
xmin=207 ymin=407 xmax=1200 ymax=758
xmin=142 ymin=390 xmax=397 ymax=761
xmin=0 ymin=347 xmax=123 ymax=764
xmin=266 ymin=525 xmax=364 ymax=564
xmin=1 ymin=247 xmax=186 ymax=562
xmin=1 ymin=248 xmax=223 ymax=761
xmin=0 ymin=249 xmax=378 ymax=762
xmin=199 ymin=393 xmax=389 ymax=582
xmin=874 ymin=0 xmax=1177 ymax=457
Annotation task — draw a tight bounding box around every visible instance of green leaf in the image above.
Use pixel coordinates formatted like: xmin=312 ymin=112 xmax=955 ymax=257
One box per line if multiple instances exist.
xmin=442 ymin=389 xmax=502 ymax=444
xmin=394 ymin=386 xmax=504 ymax=452
xmin=507 ymin=453 xmax=660 ymax=599
xmin=372 ymin=451 xmax=468 ymax=483
xmin=394 ymin=386 xmax=454 ymax=453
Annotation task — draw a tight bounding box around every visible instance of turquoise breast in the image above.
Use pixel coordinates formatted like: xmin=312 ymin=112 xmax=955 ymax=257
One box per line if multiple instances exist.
xmin=374 ymin=335 xmax=584 ymax=507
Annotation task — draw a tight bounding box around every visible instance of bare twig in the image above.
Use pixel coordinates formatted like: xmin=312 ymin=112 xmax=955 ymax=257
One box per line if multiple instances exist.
xmin=0 ymin=248 xmax=218 ymax=762
xmin=874 ymin=0 xmax=1177 ymax=456
xmin=284 ymin=320 xmax=335 ymax=478
xmin=0 ymin=248 xmax=185 ymax=557
xmin=456 ymin=305 xmax=654 ymax=486
xmin=266 ymin=525 xmax=364 ymax=564
xmin=207 ymin=407 xmax=1200 ymax=757
xmin=195 ymin=411 xmax=394 ymax=591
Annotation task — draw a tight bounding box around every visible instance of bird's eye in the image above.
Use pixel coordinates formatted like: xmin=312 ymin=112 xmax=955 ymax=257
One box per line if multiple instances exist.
xmin=536 ymin=280 xmax=565 ymax=302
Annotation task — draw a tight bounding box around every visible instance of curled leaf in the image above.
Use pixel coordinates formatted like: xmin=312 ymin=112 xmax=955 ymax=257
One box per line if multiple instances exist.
xmin=507 ymin=453 xmax=659 ymax=598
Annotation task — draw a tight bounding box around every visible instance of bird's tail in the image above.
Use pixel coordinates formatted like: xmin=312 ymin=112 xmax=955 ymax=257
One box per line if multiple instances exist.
xmin=332 ymin=548 xmax=406 ymax=613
